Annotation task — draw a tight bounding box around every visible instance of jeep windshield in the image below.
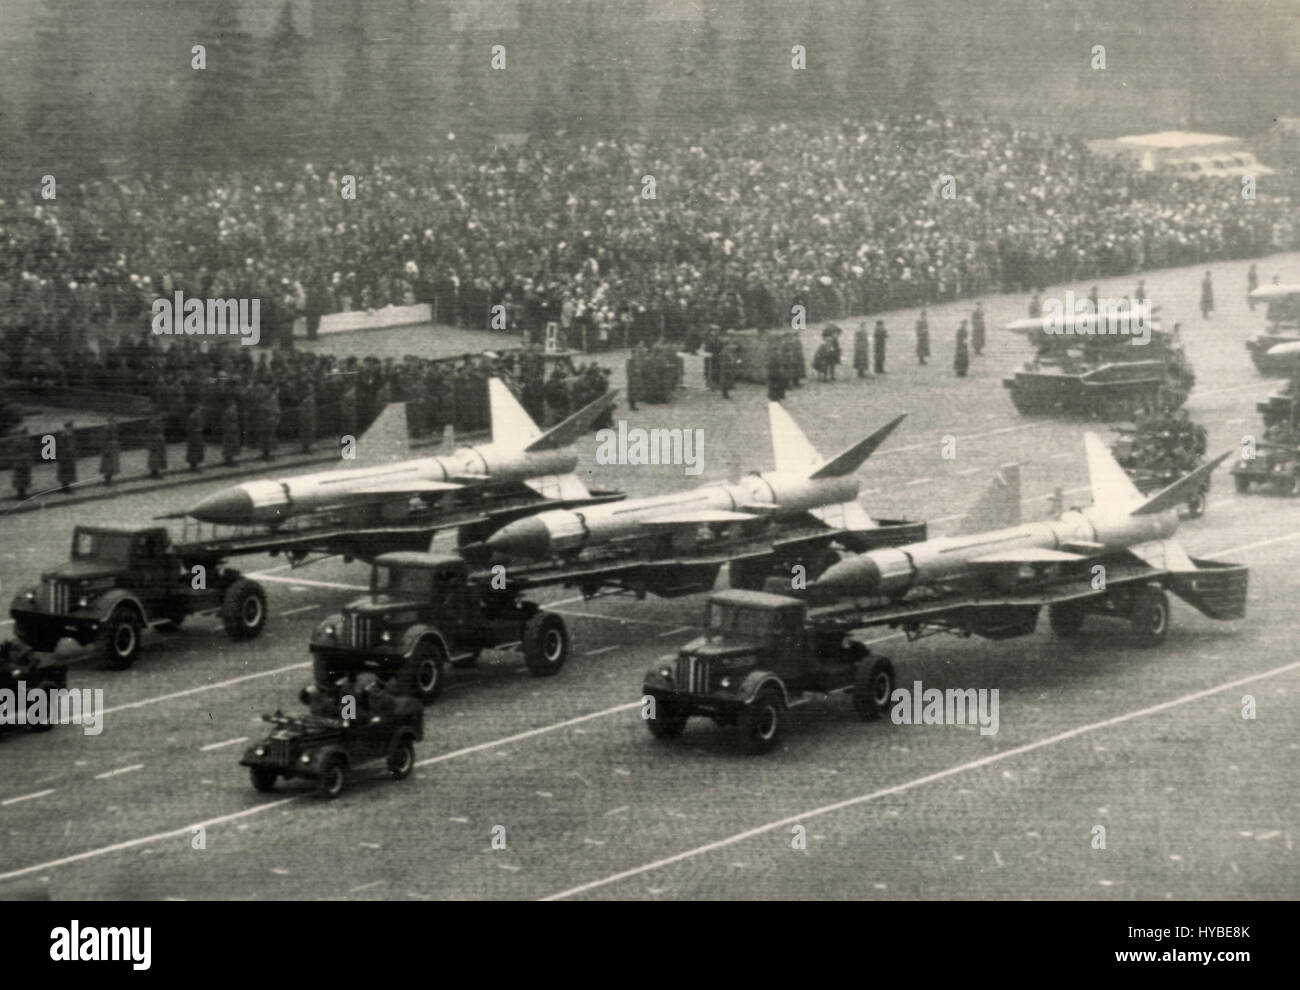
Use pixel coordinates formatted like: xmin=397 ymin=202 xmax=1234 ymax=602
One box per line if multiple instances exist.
xmin=372 ymin=566 xmax=434 ymax=598
xmin=705 ymin=604 xmax=772 ymax=641
xmin=72 ymin=530 xmax=133 ymax=561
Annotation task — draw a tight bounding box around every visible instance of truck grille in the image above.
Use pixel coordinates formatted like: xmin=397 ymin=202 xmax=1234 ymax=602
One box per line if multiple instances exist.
xmin=44 ymin=580 xmax=70 ymax=614
xmin=344 ymin=615 xmax=373 ymax=648
xmin=675 ymin=656 xmax=710 ymax=694
xmin=268 ymin=739 xmax=294 ymax=765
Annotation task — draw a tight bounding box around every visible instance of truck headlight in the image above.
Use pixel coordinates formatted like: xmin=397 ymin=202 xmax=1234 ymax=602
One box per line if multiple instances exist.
xmin=77 ymin=596 xmax=90 ymax=609
xmin=299 ymin=753 xmax=312 ymax=765
xmin=659 ymin=666 xmax=672 ymax=679
xmin=254 ymin=746 xmax=266 ymax=757
xmin=720 ymin=676 xmax=731 ymax=689
xmin=380 ymin=630 xmax=392 ymax=643
xmin=323 ymin=624 xmax=336 ymax=638
xmin=24 ymin=590 xmax=35 ymax=603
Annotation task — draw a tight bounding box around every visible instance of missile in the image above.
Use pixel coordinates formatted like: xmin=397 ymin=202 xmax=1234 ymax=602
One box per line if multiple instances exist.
xmin=185 ymin=379 xmax=616 ymax=525
xmin=814 ymin=434 xmax=1229 ymax=600
xmin=483 ymin=406 xmax=905 ymax=560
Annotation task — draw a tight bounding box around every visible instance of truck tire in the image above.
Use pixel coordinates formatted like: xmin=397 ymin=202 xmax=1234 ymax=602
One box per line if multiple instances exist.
xmin=852 ymin=658 xmax=895 ymax=720
xmin=402 ymin=640 xmax=445 ymax=703
xmin=1048 ymin=602 xmax=1086 ymax=638
xmin=221 ymin=579 xmax=267 ymax=641
xmin=523 ymin=612 xmax=568 ymax=677
xmin=316 ymin=754 xmax=347 ymax=799
xmin=249 ymin=767 xmax=278 ymax=793
xmin=103 ymin=604 xmax=142 ymax=670
xmin=645 ymin=700 xmax=689 ymax=740
xmin=1129 ymin=587 xmax=1170 ymax=648
xmin=387 ymin=735 xmax=416 ymax=780
xmin=735 ymin=685 xmax=785 ymax=755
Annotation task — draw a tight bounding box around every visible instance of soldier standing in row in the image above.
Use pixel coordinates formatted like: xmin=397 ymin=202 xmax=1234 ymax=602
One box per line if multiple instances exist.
xmin=718 ymin=333 xmax=739 ymax=399
xmin=853 ymin=323 xmax=870 ymax=378
xmin=954 ymin=323 xmax=971 ymax=378
xmin=767 ymin=335 xmax=787 ymax=401
xmin=299 ymin=387 xmax=317 ymax=453
xmin=340 ymin=383 xmax=358 ymax=441
xmin=146 ymin=411 xmax=167 ymax=478
xmin=1247 ymin=263 xmax=1259 ymax=310
xmin=57 ymin=421 xmax=78 ymax=492
xmin=971 ymin=302 xmax=986 ymax=357
xmin=874 ymin=321 xmax=888 ymax=374
xmin=626 ymin=343 xmax=646 ymax=411
xmin=261 ymin=388 xmax=281 ymax=461
xmin=222 ymin=401 xmax=241 ymax=466
xmin=99 ymin=416 xmax=120 ymax=485
xmin=545 ymin=366 xmax=571 ymax=423
xmin=1029 ymin=293 xmax=1042 ymax=319
xmin=186 ymin=406 xmax=205 ymax=472
xmin=11 ymin=427 xmax=32 ymax=500
xmin=914 ymin=311 xmax=929 ymax=366
xmin=1201 ymin=271 xmax=1215 ymax=319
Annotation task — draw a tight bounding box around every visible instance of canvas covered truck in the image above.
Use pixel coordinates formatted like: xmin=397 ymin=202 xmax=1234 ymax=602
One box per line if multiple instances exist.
xmin=9 ymin=524 xmax=267 ymax=668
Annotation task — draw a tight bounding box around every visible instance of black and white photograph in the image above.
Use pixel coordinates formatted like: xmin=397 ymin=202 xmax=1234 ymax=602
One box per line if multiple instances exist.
xmin=0 ymin=0 xmax=1294 ymax=949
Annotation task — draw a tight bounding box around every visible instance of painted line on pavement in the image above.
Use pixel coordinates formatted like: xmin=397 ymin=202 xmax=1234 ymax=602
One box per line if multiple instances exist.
xmin=1 ymin=790 xmax=55 ymax=807
xmin=100 ymin=661 xmax=311 ymax=717
xmin=200 ymin=737 xmax=249 ymax=753
xmin=94 ymin=764 xmax=144 ymax=780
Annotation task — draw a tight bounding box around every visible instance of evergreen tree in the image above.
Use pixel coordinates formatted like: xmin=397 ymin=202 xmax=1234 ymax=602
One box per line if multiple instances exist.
xmin=899 ymin=52 xmax=939 ymax=117
xmin=730 ymin=0 xmax=779 ymax=119
xmin=562 ymin=4 xmax=600 ymax=136
xmin=185 ymin=0 xmax=256 ymax=162
xmin=26 ymin=0 xmax=104 ymax=174
xmin=844 ymin=0 xmax=894 ymax=117
xmin=792 ymin=7 xmax=835 ymax=119
xmin=453 ymin=31 xmax=488 ymax=143
xmin=257 ymin=2 xmax=314 ymax=159
xmin=336 ymin=0 xmax=383 ymax=156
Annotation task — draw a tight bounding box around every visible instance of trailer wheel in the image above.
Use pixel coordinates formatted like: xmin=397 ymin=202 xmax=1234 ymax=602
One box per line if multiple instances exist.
xmin=852 ymin=658 xmax=895 ymax=720
xmin=1129 ymin=587 xmax=1170 ymax=648
xmin=402 ymin=640 xmax=445 ymax=703
xmin=103 ymin=605 xmax=142 ymax=669
xmin=735 ymin=685 xmax=785 ymax=755
xmin=316 ymin=754 xmax=347 ymax=799
xmin=1185 ymin=489 xmax=1207 ymax=518
xmin=249 ymin=767 xmax=278 ymax=793
xmin=645 ymin=700 xmax=689 ymax=740
xmin=1233 ymin=473 xmax=1250 ymax=494
xmin=1048 ymin=602 xmax=1087 ymax=638
xmin=221 ymin=579 xmax=267 ymax=641
xmin=523 ymin=612 xmax=569 ymax=677
xmin=387 ymin=734 xmax=416 ymax=780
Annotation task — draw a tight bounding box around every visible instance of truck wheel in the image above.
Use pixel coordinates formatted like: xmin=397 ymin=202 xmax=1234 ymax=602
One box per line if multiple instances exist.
xmin=249 ymin=767 xmax=278 ymax=793
xmin=523 ymin=612 xmax=569 ymax=677
xmin=645 ymin=700 xmax=689 ymax=740
xmin=1129 ymin=587 xmax=1170 ymax=648
xmin=403 ymin=641 xmax=445 ymax=703
xmin=735 ymin=685 xmax=785 ymax=755
xmin=316 ymin=755 xmax=347 ymax=799
xmin=103 ymin=605 xmax=142 ymax=670
xmin=1233 ymin=473 xmax=1250 ymax=494
xmin=852 ymin=658 xmax=895 ymax=720
xmin=1048 ymin=602 xmax=1086 ymax=638
xmin=221 ymin=579 xmax=267 ymax=641
xmin=387 ymin=737 xmax=416 ymax=780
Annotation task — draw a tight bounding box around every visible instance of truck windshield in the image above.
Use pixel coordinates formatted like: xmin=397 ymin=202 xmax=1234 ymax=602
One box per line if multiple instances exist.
xmin=72 ymin=531 xmax=133 ymax=560
xmin=372 ymin=566 xmax=434 ymax=597
xmin=706 ymin=604 xmax=770 ymax=639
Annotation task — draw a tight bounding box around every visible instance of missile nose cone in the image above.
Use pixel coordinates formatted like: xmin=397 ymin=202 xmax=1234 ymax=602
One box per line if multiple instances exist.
xmin=485 ymin=516 xmax=551 ymax=559
xmin=189 ymin=487 xmax=255 ymax=524
xmin=814 ymin=555 xmax=882 ymax=598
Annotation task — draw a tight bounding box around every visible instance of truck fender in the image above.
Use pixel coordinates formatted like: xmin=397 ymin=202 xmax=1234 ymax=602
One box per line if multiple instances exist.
xmin=310 ymin=612 xmax=346 ymax=647
xmin=97 ymin=589 xmax=148 ymax=625
xmin=400 ymin=625 xmax=452 ymax=660
xmin=311 ymin=744 xmax=349 ymax=772
xmin=737 ymin=670 xmax=788 ymax=707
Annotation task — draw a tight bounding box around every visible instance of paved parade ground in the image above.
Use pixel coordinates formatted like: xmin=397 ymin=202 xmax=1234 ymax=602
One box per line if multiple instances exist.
xmin=1 ymin=251 xmax=1298 ymax=901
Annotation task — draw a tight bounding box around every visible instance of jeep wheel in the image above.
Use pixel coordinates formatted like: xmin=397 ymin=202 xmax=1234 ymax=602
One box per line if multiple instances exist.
xmin=26 ymin=680 xmax=60 ymax=732
xmin=388 ymin=737 xmax=416 ymax=780
xmin=735 ymin=685 xmax=785 ymax=755
xmin=221 ymin=579 xmax=267 ymax=641
xmin=403 ymin=641 xmax=445 ymax=703
xmin=249 ymin=767 xmax=278 ymax=793
xmin=1048 ymin=602 xmax=1087 ymax=638
xmin=103 ymin=605 xmax=142 ymax=670
xmin=852 ymin=658 xmax=895 ymax=720
xmin=523 ymin=612 xmax=569 ymax=677
xmin=1233 ymin=473 xmax=1250 ymax=495
xmin=645 ymin=700 xmax=689 ymax=740
xmin=316 ymin=755 xmax=347 ymax=799
xmin=1129 ymin=587 xmax=1170 ymax=648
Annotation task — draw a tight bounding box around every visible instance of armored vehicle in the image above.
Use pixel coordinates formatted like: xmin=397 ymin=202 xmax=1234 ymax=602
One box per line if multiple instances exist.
xmin=9 ymin=524 xmax=267 ymax=668
xmin=1002 ymin=307 xmax=1194 ymax=419
xmin=241 ymin=679 xmax=423 ymax=798
xmin=1245 ymin=283 xmax=1300 ymax=374
xmin=1111 ymin=416 xmax=1209 ymax=517
xmin=641 ymin=589 xmax=895 ymax=754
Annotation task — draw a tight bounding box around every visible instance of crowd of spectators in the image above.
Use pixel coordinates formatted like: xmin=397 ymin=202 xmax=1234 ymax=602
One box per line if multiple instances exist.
xmin=3 ymin=114 xmax=1295 ymax=372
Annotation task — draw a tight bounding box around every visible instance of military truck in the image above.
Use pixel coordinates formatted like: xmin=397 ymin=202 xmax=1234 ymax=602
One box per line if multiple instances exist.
xmin=1230 ymin=389 xmax=1300 ymax=494
xmin=1245 ymin=283 xmax=1300 ymax=375
xmin=640 ymin=589 xmax=896 ymax=754
xmin=240 ymin=681 xmax=423 ymax=798
xmin=9 ymin=524 xmax=267 ymax=668
xmin=310 ymin=552 xmax=570 ymax=702
xmin=1111 ymin=422 xmax=1209 ymax=518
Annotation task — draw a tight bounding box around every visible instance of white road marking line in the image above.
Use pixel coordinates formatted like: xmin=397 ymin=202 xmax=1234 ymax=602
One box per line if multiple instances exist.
xmin=656 ymin=626 xmax=694 ymax=637
xmin=416 ymin=702 xmax=641 ymax=768
xmin=94 ymin=764 xmax=144 ymax=780
xmin=583 ymin=646 xmax=619 ymax=656
xmin=200 ymin=737 xmax=249 ymax=753
xmin=250 ymin=573 xmax=367 ymax=591
xmin=100 ymin=661 xmax=311 ymax=717
xmin=955 ymin=467 xmax=981 ymax=476
xmin=0 ymin=619 xmax=12 ymax=627
xmin=877 ymin=424 xmax=1039 ymax=457
xmin=551 ymin=608 xmax=670 ymax=627
xmin=277 ymin=605 xmax=320 ymax=617
xmin=905 ymin=477 xmax=932 ymax=487
xmin=2 ymin=789 xmax=54 ymax=806
xmin=542 ymin=658 xmax=1300 ymax=900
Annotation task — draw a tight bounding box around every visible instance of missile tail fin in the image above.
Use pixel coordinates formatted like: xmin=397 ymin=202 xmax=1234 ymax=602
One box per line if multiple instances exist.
xmin=954 ymin=464 xmax=1021 ymax=535
xmin=355 ymin=403 xmax=410 ymax=465
xmin=527 ymin=389 xmax=620 ymax=452
xmin=808 ymin=499 xmax=877 ymax=532
xmin=1126 ymin=537 xmax=1197 ymax=573
xmin=809 ymin=414 xmax=906 ymax=479
xmin=1130 ymin=450 xmax=1231 ymax=517
xmin=768 ymin=402 xmax=826 ymax=476
xmin=488 ymin=378 xmax=542 ymax=448
xmin=1084 ymin=431 xmax=1144 ymax=512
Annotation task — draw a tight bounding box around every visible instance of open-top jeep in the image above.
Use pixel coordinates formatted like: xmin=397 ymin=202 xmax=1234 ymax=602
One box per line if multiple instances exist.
xmin=240 ymin=678 xmax=424 ymax=798
xmin=310 ymin=552 xmax=570 ymax=702
xmin=9 ymin=524 xmax=267 ymax=668
xmin=641 ymin=589 xmax=895 ymax=754
xmin=0 ymin=639 xmax=67 ymax=735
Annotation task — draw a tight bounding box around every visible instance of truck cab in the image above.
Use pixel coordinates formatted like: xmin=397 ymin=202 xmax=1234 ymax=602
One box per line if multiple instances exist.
xmin=642 ymin=589 xmax=894 ymax=753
